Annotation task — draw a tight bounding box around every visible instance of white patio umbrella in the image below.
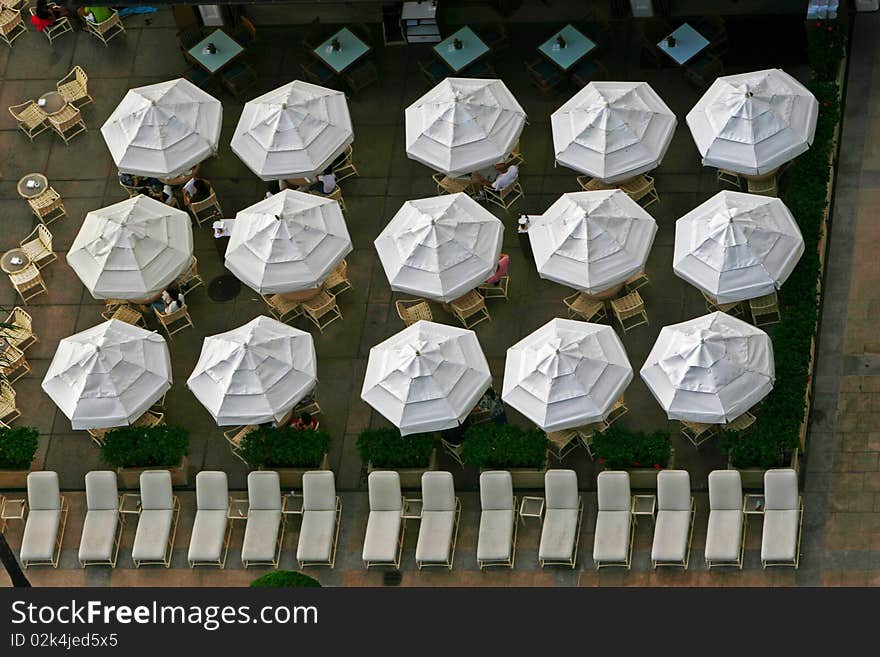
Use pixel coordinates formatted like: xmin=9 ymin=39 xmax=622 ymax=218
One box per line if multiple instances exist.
xmin=640 ymin=311 xmax=775 ymax=424
xmin=361 ymin=320 xmax=491 ymax=435
xmin=375 ymin=193 xmax=503 ymax=303
xmin=231 ymin=80 xmax=354 ymax=181
xmin=187 ymin=316 xmax=317 ymax=426
xmin=673 ymin=191 xmax=805 ymax=304
xmin=686 ymin=68 xmax=819 ymax=176
xmin=67 ymin=195 xmax=193 ymax=300
xmin=552 ymin=81 xmax=677 ymax=183
xmin=224 ymin=189 xmax=352 ymax=295
xmin=502 ymin=318 xmax=633 ymax=432
xmin=529 ymin=190 xmax=657 ymax=295
xmin=405 ymin=77 xmax=526 ymax=177
xmin=41 ymin=319 xmax=172 ymax=431
xmin=101 ymin=78 xmax=222 ymax=178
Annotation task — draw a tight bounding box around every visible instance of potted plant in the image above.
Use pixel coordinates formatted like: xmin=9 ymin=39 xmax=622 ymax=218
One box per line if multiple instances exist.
xmin=357 ymin=428 xmax=436 ymax=489
xmin=593 ymin=427 xmax=673 ymax=489
xmin=240 ymin=426 xmax=330 ymax=488
xmin=0 ymin=426 xmax=39 ymax=489
xmin=460 ymin=423 xmax=548 ymax=488
xmin=100 ymin=424 xmax=189 ymax=488
xmin=250 ymin=570 xmax=321 ymax=588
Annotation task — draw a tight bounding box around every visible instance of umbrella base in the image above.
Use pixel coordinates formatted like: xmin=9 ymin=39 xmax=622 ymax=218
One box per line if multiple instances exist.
xmin=208 ymin=275 xmax=242 ymax=302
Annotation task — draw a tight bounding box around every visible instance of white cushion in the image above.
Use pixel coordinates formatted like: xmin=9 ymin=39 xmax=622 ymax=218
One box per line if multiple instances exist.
xmin=368 ymin=472 xmax=401 ymax=512
xmin=27 ymin=472 xmax=60 ymax=511
xmin=593 ymin=510 xmax=631 ymax=563
xmin=362 ymin=510 xmax=401 ymax=563
xmin=20 ymin=510 xmax=61 ymax=562
xmin=761 ymin=509 xmax=800 ymax=562
xmin=539 ymin=508 xmax=579 ymax=561
xmin=416 ymin=510 xmax=455 ymax=564
xmin=422 ymin=472 xmax=455 ymax=512
xmin=248 ymin=471 xmax=281 ymax=511
xmin=139 ymin=471 xmax=173 ymax=510
xmin=477 ymin=509 xmax=514 ymax=562
xmin=85 ymin=471 xmax=118 ymax=511
xmin=708 ymin=470 xmax=742 ymax=510
xmin=545 ymin=469 xmax=578 ymax=509
xmin=705 ymin=509 xmax=743 ymax=562
xmin=188 ymin=510 xmax=228 ymax=563
xmin=480 ymin=471 xmax=513 ymax=511
xmin=196 ymin=471 xmax=228 ymax=510
xmin=764 ymin=469 xmax=798 ymax=510
xmin=132 ymin=509 xmax=173 ymax=562
xmin=657 ymin=470 xmax=691 ymax=511
xmin=597 ymin=471 xmax=630 ymax=511
xmin=651 ymin=510 xmax=691 ymax=563
xmin=78 ymin=510 xmax=118 ymax=562
xmin=297 ymin=510 xmax=336 ymax=563
xmin=241 ymin=510 xmax=282 ymax=562
xmin=303 ymin=471 xmax=336 ymax=511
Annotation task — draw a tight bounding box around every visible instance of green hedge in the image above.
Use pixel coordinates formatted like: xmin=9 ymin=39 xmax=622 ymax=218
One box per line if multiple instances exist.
xmin=249 ymin=571 xmax=321 ymax=588
xmin=460 ymin=423 xmax=548 ymax=469
xmin=356 ymin=428 xmax=434 ymax=468
xmin=240 ymin=426 xmax=330 ymax=469
xmin=100 ymin=425 xmax=189 ymax=469
xmin=593 ymin=427 xmax=671 ymax=470
xmin=0 ymin=426 xmax=39 ymax=470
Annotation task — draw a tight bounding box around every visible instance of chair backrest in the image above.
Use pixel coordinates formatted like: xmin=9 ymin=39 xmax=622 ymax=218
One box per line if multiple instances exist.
xmin=191 ymin=190 xmax=218 ymax=213
xmin=157 ymin=304 xmax=189 ymax=323
xmin=302 ymin=471 xmax=336 ymax=512
xmin=479 ymin=470 xmax=513 ymax=511
xmin=421 ymin=471 xmax=455 ymax=512
xmin=0 ymin=380 xmax=15 ymax=402
xmin=708 ymin=470 xmax=742 ymax=511
xmin=248 ymin=471 xmax=281 ymax=511
xmin=27 ymin=471 xmax=60 ymax=511
xmin=75 ymin=65 xmax=87 ymax=87
xmin=544 ymin=469 xmax=578 ymax=510
xmin=196 ymin=471 xmax=228 ymax=511
xmin=368 ymin=471 xmax=401 ymax=512
xmin=597 ymin=471 xmax=630 ymax=511
xmin=139 ymin=470 xmax=173 ymax=510
xmin=85 ymin=471 xmax=118 ymax=511
xmin=764 ymin=468 xmax=798 ymax=510
xmin=38 ymin=223 xmax=52 ymax=249
xmin=657 ymin=470 xmax=691 ymax=511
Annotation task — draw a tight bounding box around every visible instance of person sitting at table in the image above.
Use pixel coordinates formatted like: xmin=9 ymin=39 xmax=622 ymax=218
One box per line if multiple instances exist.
xmin=77 ymin=5 xmax=112 ymax=23
xmin=309 ymin=168 xmax=337 ymax=196
xmin=149 ymin=288 xmax=184 ymax=315
xmin=30 ymin=0 xmax=67 ymax=31
xmin=485 ymin=252 xmax=509 ymax=286
xmin=182 ymin=177 xmax=211 ymax=206
xmin=474 ymin=163 xmax=519 ymax=193
xmin=291 ymin=412 xmax=318 ymax=431
xmin=476 ymin=388 xmax=507 ymax=425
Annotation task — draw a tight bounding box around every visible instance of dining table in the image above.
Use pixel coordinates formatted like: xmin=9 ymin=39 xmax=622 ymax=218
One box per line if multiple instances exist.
xmin=313 ymin=27 xmax=371 ymax=75
xmin=657 ymin=23 xmax=711 ymax=65
xmin=433 ymin=26 xmax=489 ymax=73
xmin=537 ymin=24 xmax=597 ymax=72
xmin=1 ymin=249 xmax=30 ymax=275
xmin=16 ymin=173 xmax=49 ymax=199
xmin=38 ymin=91 xmax=67 ymax=115
xmin=188 ymin=29 xmax=245 ymax=74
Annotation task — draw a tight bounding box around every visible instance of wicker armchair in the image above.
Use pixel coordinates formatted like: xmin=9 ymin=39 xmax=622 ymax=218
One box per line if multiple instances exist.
xmin=395 ymin=299 xmax=432 ymax=326
xmin=27 ymin=187 xmax=66 ymax=225
xmin=8 ymin=100 xmax=48 ymax=141
xmin=47 ymin=105 xmax=87 ymax=145
xmin=57 ymin=66 xmax=93 ymax=108
xmin=8 ymin=264 xmax=47 ymax=305
xmin=2 ymin=307 xmax=37 ymax=352
xmin=20 ymin=224 xmax=57 ymax=269
xmin=82 ymin=8 xmax=125 ymax=45
xmin=0 ymin=7 xmax=26 ymax=46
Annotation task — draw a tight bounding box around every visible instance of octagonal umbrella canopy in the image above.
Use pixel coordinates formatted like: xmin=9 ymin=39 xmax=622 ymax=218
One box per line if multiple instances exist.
xmin=640 ymin=311 xmax=775 ymax=424
xmin=231 ymin=80 xmax=354 ymax=181
xmin=361 ymin=320 xmax=492 ymax=435
xmin=552 ymin=81 xmax=677 ymax=183
xmin=41 ymin=319 xmax=172 ymax=431
xmin=187 ymin=316 xmax=317 ymax=426
xmin=224 ymin=189 xmax=352 ymax=295
xmin=686 ymin=68 xmax=818 ymax=176
xmin=673 ymin=190 xmax=805 ymax=304
xmin=101 ymin=78 xmax=222 ymax=178
xmin=67 ymin=195 xmax=193 ymax=300
xmin=529 ymin=190 xmax=657 ymax=295
xmin=405 ymin=77 xmax=526 ymax=177
xmin=375 ymin=193 xmax=503 ymax=303
xmin=502 ymin=318 xmax=633 ymax=432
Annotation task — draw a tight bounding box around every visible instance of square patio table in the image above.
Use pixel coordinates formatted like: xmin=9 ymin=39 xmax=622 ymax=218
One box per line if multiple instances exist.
xmin=314 ymin=27 xmax=371 ymax=75
xmin=188 ymin=29 xmax=244 ymax=75
xmin=538 ymin=24 xmax=597 ymax=72
xmin=433 ymin=26 xmax=490 ymax=73
xmin=657 ymin=23 xmax=710 ymax=65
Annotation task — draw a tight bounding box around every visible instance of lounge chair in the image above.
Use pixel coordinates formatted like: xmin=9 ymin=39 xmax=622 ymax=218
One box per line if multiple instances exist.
xmin=362 ymin=471 xmax=404 ymax=569
xmin=20 ymin=472 xmax=68 ymax=568
xmin=242 ymin=471 xmax=285 ymax=568
xmin=132 ymin=471 xmax=180 ymax=568
xmin=297 ymin=471 xmax=342 ymax=568
xmin=477 ymin=471 xmax=517 ymax=569
xmin=188 ymin=471 xmax=231 ymax=568
xmin=593 ymin=471 xmax=633 ymax=569
xmin=705 ymin=470 xmax=745 ymax=569
xmin=78 ymin=471 xmax=122 ymax=568
xmin=539 ymin=469 xmax=583 ymax=568
xmin=415 ymin=472 xmax=461 ymax=570
xmin=761 ymin=469 xmax=803 ymax=568
xmin=651 ymin=470 xmax=695 ymax=569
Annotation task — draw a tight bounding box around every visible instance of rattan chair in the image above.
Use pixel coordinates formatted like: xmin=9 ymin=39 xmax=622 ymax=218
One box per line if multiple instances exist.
xmin=547 ymin=429 xmax=580 ymax=461
xmin=343 ymin=59 xmax=378 ymax=96
xmin=577 ymin=175 xmax=616 ymax=192
xmin=610 ymin=291 xmax=649 ymax=333
xmin=725 ymin=411 xmax=757 ymax=433
xmin=262 ymin=294 xmax=302 ymax=324
xmin=448 ymin=289 xmax=490 ymax=329
xmin=716 ymin=168 xmax=742 ymax=190
xmin=681 ymin=421 xmax=718 ymax=448
xmin=619 ymin=175 xmax=659 ymax=209
xmin=187 ymin=189 xmax=222 ymax=226
xmin=395 ymin=299 xmax=432 ymax=326
xmin=433 ymin=173 xmax=476 ymax=196
xmin=9 ymin=264 xmax=47 ymax=305
xmin=220 ymin=62 xmax=259 ymax=99
xmin=178 ymin=256 xmax=205 ymax=294
xmin=1 ymin=344 xmax=30 ymax=383
xmin=82 ymin=8 xmax=125 ymax=45
xmin=322 ymin=259 xmax=352 ymax=296
xmin=29 ymin=6 xmax=71 ymax=42
xmin=223 ymin=424 xmax=258 ymax=464
xmin=310 ymin=186 xmax=346 ymax=212
xmin=526 ymin=56 xmax=564 ymax=94
xmin=478 ymin=275 xmax=509 ymax=300
xmin=19 ymin=225 xmax=56 ymax=269
xmin=563 ymin=292 xmax=607 ymax=322
xmin=0 ymin=380 xmax=20 ymax=424
xmin=3 ymin=307 xmax=37 ymax=352
xmin=605 ymin=396 xmax=629 ymax=427
xmin=301 ymin=290 xmax=342 ymax=333
xmin=0 ymin=7 xmax=26 ymax=46
xmin=56 ymin=66 xmax=93 ymax=108
xmin=418 ymin=58 xmax=447 ymax=86
xmin=749 ymin=291 xmax=781 ymax=327
xmin=483 ymin=181 xmax=524 ymax=214
xmin=300 ymin=60 xmax=336 ymax=87
xmin=331 ymin=145 xmax=359 ymax=183
xmin=747 ymin=175 xmax=778 ymax=197
xmin=702 ymin=291 xmax=744 ymax=317
xmin=505 ymin=140 xmax=524 ymax=168
xmin=102 ymin=304 xmax=145 ymax=327
xmin=48 ymin=105 xmax=87 ymax=145
xmin=27 ymin=187 xmax=66 ymax=225
xmin=8 ymin=100 xmax=48 ymax=141
xmin=153 ymin=304 xmax=193 ymax=339
xmin=624 ymin=272 xmax=650 ymax=294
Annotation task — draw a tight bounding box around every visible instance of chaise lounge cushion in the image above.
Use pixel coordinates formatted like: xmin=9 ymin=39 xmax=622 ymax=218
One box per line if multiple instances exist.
xmin=242 ymin=510 xmax=282 ymax=563
xmin=188 ymin=510 xmax=228 ymax=563
xmin=20 ymin=510 xmax=62 ymax=563
xmin=477 ymin=509 xmax=514 ymax=562
xmin=593 ymin=510 xmax=631 ymax=563
xmin=539 ymin=508 xmax=579 ymax=561
xmin=761 ymin=509 xmax=799 ymax=562
xmin=132 ymin=509 xmax=174 ymax=562
xmin=78 ymin=510 xmax=118 ymax=563
xmin=297 ymin=510 xmax=336 ymax=563
xmin=652 ymin=510 xmax=691 ymax=563
xmin=363 ymin=510 xmax=401 ymax=563
xmin=705 ymin=509 xmax=743 ymax=562
xmin=416 ymin=510 xmax=455 ymax=564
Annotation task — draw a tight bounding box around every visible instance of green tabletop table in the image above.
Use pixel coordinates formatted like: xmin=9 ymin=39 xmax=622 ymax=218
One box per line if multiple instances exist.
xmin=313 ymin=28 xmax=371 ymax=75
xmin=433 ymin=26 xmax=490 ymax=73
xmin=538 ymin=24 xmax=597 ymax=72
xmin=188 ymin=29 xmax=244 ymax=75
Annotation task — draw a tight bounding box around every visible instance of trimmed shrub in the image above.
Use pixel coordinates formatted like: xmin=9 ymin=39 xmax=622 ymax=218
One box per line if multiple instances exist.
xmin=239 ymin=426 xmax=330 ymax=469
xmin=249 ymin=571 xmax=321 ymax=588
xmin=593 ymin=427 xmax=671 ymax=470
xmin=460 ymin=423 xmax=548 ymax=469
xmin=0 ymin=426 xmax=39 ymax=470
xmin=356 ymin=428 xmax=434 ymax=468
xmin=100 ymin=425 xmax=188 ymax=468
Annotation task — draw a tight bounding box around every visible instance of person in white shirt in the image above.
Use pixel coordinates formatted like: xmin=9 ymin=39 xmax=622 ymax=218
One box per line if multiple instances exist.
xmin=473 ymin=163 xmax=519 ymax=199
xmin=310 ymin=169 xmax=337 ymax=195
